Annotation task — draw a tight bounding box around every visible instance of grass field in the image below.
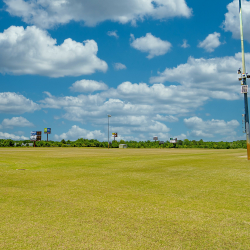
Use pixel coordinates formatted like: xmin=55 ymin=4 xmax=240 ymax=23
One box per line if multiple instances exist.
xmin=0 ymin=148 xmax=250 ymax=249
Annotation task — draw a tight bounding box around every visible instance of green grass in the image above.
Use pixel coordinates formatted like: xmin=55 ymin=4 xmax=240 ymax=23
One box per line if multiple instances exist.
xmin=0 ymin=148 xmax=250 ymax=249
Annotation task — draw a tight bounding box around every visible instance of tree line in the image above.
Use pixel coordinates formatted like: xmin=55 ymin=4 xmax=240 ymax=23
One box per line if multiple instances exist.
xmin=0 ymin=138 xmax=247 ymax=149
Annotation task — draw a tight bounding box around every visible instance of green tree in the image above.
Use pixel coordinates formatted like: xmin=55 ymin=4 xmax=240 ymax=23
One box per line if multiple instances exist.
xmin=61 ymin=139 xmax=66 ymax=144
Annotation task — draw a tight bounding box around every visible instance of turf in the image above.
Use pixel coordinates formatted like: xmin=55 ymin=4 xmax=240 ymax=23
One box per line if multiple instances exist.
xmin=0 ymin=148 xmax=250 ymax=249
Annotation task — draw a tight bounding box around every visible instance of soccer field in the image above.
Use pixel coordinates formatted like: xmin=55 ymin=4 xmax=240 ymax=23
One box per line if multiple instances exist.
xmin=0 ymin=148 xmax=250 ymax=249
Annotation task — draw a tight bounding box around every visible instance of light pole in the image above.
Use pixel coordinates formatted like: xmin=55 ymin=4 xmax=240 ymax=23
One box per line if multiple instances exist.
xmin=108 ymin=114 xmax=111 ymax=149
xmin=238 ymin=0 xmax=250 ymax=160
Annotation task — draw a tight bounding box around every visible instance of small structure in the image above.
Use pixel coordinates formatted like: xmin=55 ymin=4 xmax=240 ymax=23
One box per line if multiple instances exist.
xmin=119 ymin=144 xmax=127 ymax=149
xmin=14 ymin=143 xmax=33 ymax=147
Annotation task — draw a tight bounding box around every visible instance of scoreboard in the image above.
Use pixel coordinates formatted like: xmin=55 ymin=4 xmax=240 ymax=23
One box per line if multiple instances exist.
xmin=44 ymin=128 xmax=51 ymax=134
xmin=112 ymin=133 xmax=118 ymax=137
xmin=30 ymin=131 xmax=42 ymax=141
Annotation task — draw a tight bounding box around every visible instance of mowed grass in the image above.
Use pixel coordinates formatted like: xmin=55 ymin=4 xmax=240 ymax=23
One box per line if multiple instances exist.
xmin=0 ymin=148 xmax=250 ymax=249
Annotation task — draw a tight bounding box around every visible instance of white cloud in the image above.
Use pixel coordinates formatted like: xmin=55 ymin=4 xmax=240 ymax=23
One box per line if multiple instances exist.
xmin=0 ymin=92 xmax=40 ymax=114
xmin=69 ymin=80 xmax=108 ymax=93
xmin=41 ymin=91 xmax=106 ymax=110
xmin=184 ymin=117 xmax=240 ymax=138
xmin=154 ymin=114 xmax=179 ymax=122
xmin=110 ymin=115 xmax=148 ymax=126
xmin=148 ymin=121 xmax=170 ymax=133
xmin=38 ymin=61 xmax=247 ymax=141
xmin=14 ymin=131 xmax=25 ymax=136
xmin=198 ymin=32 xmax=221 ymax=52
xmin=40 ymin=80 xmax=211 ymax=125
xmin=39 ymin=81 xmax=208 ymax=140
xmin=0 ymin=132 xmax=28 ymax=140
xmin=130 ymin=33 xmax=172 ymax=59
xmin=0 ymin=26 xmax=108 ymax=77
xmin=150 ymin=52 xmax=248 ymax=100
xmin=181 ymin=39 xmax=190 ymax=48
xmin=110 ymin=119 xmax=171 ymax=141
xmin=107 ymin=31 xmax=119 ymax=39
xmin=113 ymin=63 xmax=127 ymax=70
xmin=173 ymin=133 xmax=187 ymax=140
xmin=223 ymin=0 xmax=250 ymax=43
xmin=54 ymin=125 xmax=105 ymax=141
xmin=0 ymin=117 xmax=34 ymax=129
xmin=40 ymin=69 xmax=245 ymax=136
xmin=3 ymin=0 xmax=192 ymax=29
xmin=114 ymin=82 xmax=209 ymax=112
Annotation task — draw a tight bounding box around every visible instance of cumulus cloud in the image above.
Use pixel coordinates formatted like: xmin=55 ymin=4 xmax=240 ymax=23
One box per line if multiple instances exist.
xmin=54 ymin=125 xmax=105 ymax=141
xmin=130 ymin=33 xmax=172 ymax=59
xmin=107 ymin=31 xmax=119 ymax=39
xmin=110 ymin=117 xmax=170 ymax=132
xmin=223 ymin=0 xmax=250 ymax=43
xmin=3 ymin=0 xmax=192 ymax=29
xmin=148 ymin=121 xmax=170 ymax=133
xmin=39 ymin=74 xmax=244 ymax=141
xmin=39 ymin=81 xmax=207 ymax=140
xmin=181 ymin=39 xmax=190 ymax=48
xmin=110 ymin=119 xmax=171 ymax=141
xmin=173 ymin=133 xmax=187 ymax=140
xmin=154 ymin=114 xmax=179 ymax=122
xmin=184 ymin=117 xmax=240 ymax=138
xmin=0 ymin=132 xmax=28 ymax=140
xmin=0 ymin=116 xmax=34 ymax=129
xmin=42 ymin=80 xmax=208 ymax=122
xmin=198 ymin=32 xmax=221 ymax=52
xmin=41 ymin=91 xmax=106 ymax=110
xmin=0 ymin=26 xmax=108 ymax=77
xmin=69 ymin=80 xmax=108 ymax=93
xmin=0 ymin=92 xmax=40 ymax=114
xmin=150 ymin=52 xmax=248 ymax=100
xmin=40 ymin=80 xmax=215 ymax=124
xmin=113 ymin=63 xmax=127 ymax=70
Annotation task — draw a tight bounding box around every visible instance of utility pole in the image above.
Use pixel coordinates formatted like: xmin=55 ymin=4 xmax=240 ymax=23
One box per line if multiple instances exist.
xmin=239 ymin=0 xmax=250 ymax=160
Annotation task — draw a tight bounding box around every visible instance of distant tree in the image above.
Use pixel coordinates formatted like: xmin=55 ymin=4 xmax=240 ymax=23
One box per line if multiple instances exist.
xmin=191 ymin=140 xmax=197 ymax=145
xmin=61 ymin=139 xmax=66 ymax=144
xmin=198 ymin=139 xmax=204 ymax=145
xmin=4 ymin=139 xmax=14 ymax=147
xmin=183 ymin=139 xmax=190 ymax=146
xmin=177 ymin=140 xmax=183 ymax=146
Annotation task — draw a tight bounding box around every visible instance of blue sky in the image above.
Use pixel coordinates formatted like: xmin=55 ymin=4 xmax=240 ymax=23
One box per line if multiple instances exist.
xmin=0 ymin=0 xmax=250 ymax=142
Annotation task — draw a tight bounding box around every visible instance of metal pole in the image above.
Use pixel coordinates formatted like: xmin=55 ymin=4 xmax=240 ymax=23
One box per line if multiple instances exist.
xmin=239 ymin=0 xmax=250 ymax=160
xmin=108 ymin=115 xmax=111 ymax=149
xmin=108 ymin=116 xmax=109 ymax=149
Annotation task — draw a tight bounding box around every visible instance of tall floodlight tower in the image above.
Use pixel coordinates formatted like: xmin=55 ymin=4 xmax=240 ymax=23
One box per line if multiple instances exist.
xmin=239 ymin=0 xmax=250 ymax=160
xmin=107 ymin=114 xmax=111 ymax=149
